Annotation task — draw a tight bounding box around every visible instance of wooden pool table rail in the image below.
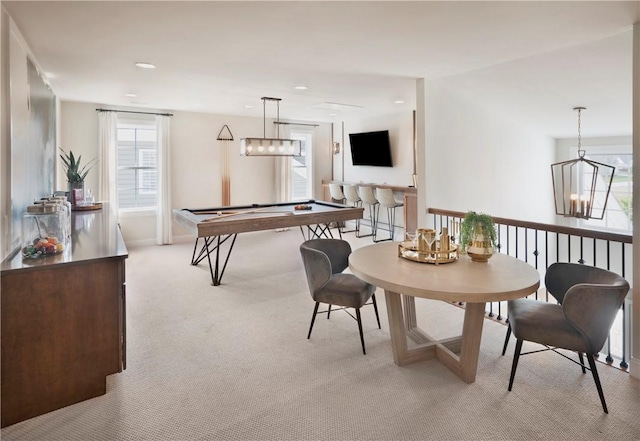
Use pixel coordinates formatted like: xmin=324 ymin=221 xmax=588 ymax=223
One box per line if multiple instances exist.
xmin=173 ymin=200 xmax=364 ymax=286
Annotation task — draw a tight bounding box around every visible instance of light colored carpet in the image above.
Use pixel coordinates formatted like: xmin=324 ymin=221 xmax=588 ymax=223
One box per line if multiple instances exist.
xmin=2 ymin=228 xmax=640 ymax=441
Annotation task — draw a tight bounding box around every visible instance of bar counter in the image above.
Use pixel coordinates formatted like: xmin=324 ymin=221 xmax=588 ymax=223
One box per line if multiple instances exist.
xmin=321 ymin=180 xmax=417 ymax=233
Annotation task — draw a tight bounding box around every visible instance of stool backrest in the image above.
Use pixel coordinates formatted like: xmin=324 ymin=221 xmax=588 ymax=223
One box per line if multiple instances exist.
xmin=376 ymin=188 xmax=397 ymax=207
xmin=343 ymin=185 xmax=361 ymax=203
xmin=329 ymin=183 xmax=345 ymax=201
xmin=358 ymin=186 xmax=378 ymax=205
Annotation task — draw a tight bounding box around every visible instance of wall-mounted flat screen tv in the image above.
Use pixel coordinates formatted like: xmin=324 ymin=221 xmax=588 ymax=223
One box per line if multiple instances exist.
xmin=349 ymin=130 xmax=393 ymax=167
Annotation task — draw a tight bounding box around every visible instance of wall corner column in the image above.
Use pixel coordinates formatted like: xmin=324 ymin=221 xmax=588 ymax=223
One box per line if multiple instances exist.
xmin=630 ymin=21 xmax=640 ymax=380
xmin=415 ymin=78 xmax=427 ymax=228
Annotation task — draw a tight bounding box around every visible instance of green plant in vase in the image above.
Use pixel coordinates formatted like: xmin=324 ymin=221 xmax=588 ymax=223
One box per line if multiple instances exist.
xmin=460 ymin=211 xmax=497 ymax=262
xmin=59 ymin=148 xmax=97 ymax=206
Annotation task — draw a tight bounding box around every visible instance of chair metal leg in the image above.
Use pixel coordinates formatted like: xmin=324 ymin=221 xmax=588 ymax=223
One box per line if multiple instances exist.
xmin=371 ymin=294 xmax=381 ymax=329
xmin=356 ymin=204 xmax=376 ymax=238
xmin=587 ymin=354 xmax=609 ymax=413
xmin=342 ymin=201 xmax=361 ymax=234
xmin=374 ymin=207 xmax=395 ymax=242
xmin=502 ymin=323 xmax=512 ymax=356
xmin=578 ymin=352 xmax=586 ymax=374
xmin=307 ymin=302 xmax=320 ymax=339
xmin=508 ymin=339 xmax=523 ymax=391
xmin=331 ymin=198 xmax=346 ymax=234
xmin=371 ymin=204 xmax=380 ymax=242
xmin=327 ymin=304 xmax=331 ymax=319
xmin=356 ymin=308 xmax=366 ymax=354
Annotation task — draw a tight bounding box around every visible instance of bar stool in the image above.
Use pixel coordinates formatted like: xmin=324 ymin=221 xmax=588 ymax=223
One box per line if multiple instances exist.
xmin=329 ymin=183 xmax=346 ymax=234
xmin=357 ymin=186 xmax=379 ymax=240
xmin=329 ymin=183 xmax=346 ymax=204
xmin=376 ymin=187 xmax=404 ymax=242
xmin=342 ymin=185 xmax=362 ymax=234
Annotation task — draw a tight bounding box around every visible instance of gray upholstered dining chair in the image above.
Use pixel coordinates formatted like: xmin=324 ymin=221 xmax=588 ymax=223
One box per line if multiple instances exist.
xmin=504 ymin=262 xmax=629 ymax=413
xmin=502 ymin=262 xmax=569 ymax=356
xmin=299 ymin=239 xmax=380 ymax=354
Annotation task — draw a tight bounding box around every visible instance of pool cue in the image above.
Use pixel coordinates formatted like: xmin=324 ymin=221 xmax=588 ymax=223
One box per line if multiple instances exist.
xmin=199 ymin=210 xmax=291 ymax=216
xmin=196 ymin=210 xmax=240 ymax=215
xmin=202 ymin=207 xmax=292 ymax=222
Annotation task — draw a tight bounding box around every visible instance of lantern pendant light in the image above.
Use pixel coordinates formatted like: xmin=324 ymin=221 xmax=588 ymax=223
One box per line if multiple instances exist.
xmin=551 ymin=107 xmax=615 ymax=220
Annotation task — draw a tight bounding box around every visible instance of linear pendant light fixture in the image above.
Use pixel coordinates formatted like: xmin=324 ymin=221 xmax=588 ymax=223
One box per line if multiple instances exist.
xmin=551 ymin=107 xmax=615 ymax=220
xmin=240 ymin=97 xmax=302 ymax=156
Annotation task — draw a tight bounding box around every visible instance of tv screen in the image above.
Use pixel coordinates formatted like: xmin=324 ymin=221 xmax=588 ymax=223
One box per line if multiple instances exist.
xmin=349 ymin=130 xmax=393 ymax=167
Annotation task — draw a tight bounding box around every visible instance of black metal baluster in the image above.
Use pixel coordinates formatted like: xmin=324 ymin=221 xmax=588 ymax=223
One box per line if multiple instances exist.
xmin=604 ymin=240 xmax=612 ymax=363
xmin=578 ymin=236 xmax=585 ymax=264
xmin=544 ymin=231 xmax=549 ymax=302
xmin=620 ymin=246 xmax=628 ymax=369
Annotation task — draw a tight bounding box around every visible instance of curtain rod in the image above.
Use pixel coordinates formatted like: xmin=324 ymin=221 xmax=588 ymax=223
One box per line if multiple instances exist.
xmin=96 ymin=108 xmax=173 ymax=117
xmin=273 ymin=121 xmax=319 ymax=127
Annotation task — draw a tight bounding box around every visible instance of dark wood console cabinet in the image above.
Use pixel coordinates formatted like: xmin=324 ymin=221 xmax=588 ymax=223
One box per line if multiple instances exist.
xmin=1 ymin=206 xmax=128 ymax=427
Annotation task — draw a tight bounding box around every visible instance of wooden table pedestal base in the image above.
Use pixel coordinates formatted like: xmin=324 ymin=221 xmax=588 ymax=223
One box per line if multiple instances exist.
xmin=385 ymin=290 xmax=486 ymax=383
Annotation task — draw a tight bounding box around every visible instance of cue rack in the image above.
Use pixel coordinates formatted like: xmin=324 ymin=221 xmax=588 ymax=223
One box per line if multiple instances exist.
xmin=216 ymin=125 xmax=234 ymax=206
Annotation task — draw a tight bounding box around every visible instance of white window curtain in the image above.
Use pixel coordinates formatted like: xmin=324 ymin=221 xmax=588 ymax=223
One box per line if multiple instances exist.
xmin=156 ymin=115 xmax=172 ymax=245
xmin=275 ymin=157 xmax=292 ymax=202
xmin=98 ymin=111 xmax=118 ymax=212
xmin=275 ymin=124 xmax=292 ymax=202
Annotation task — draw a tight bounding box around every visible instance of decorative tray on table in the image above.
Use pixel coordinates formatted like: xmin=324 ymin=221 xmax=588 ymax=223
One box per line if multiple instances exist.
xmin=398 ymin=241 xmax=458 ymax=265
xmin=72 ymin=202 xmax=103 ymax=211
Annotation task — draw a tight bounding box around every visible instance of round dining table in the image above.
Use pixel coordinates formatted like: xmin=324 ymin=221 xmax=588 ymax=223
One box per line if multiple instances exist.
xmin=349 ymin=241 xmax=540 ymax=383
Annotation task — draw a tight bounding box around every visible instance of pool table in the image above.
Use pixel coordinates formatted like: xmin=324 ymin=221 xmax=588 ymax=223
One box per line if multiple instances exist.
xmin=173 ymin=200 xmax=363 ymax=286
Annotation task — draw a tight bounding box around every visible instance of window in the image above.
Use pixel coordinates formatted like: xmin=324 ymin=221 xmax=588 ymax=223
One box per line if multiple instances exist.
xmin=289 ymin=131 xmax=313 ymax=200
xmin=580 ymin=146 xmax=632 ymax=233
xmin=117 ymin=120 xmax=158 ymax=210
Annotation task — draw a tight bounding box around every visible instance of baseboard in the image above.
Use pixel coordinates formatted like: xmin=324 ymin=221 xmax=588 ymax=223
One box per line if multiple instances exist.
xmin=124 ymin=234 xmax=193 ymax=249
xmin=629 ymin=357 xmax=640 ymax=380
xmin=123 ymin=238 xmax=157 ymax=248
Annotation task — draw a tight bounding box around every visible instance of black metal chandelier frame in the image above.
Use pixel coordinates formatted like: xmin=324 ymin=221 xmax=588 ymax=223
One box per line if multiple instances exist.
xmin=551 ymin=107 xmax=615 ymax=220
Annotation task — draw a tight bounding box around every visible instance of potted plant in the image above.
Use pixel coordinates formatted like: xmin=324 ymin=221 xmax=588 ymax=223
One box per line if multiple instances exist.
xmin=59 ymin=148 xmax=97 ymax=206
xmin=460 ymin=211 xmax=497 ymax=262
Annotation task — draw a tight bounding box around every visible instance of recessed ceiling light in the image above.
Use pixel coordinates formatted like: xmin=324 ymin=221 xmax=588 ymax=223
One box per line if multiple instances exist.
xmin=328 ymin=113 xmax=337 ymax=116
xmin=394 ymin=100 xmax=405 ymax=104
xmin=294 ymin=85 xmax=308 ymax=90
xmin=244 ymin=105 xmax=253 ymax=109
xmin=124 ymin=93 xmax=137 ymax=97
xmin=135 ymin=62 xmax=156 ymax=69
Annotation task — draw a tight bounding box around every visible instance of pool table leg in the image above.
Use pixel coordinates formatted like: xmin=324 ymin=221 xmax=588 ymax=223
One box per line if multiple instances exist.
xmin=305 ymin=223 xmax=341 ymax=240
xmin=200 ymin=234 xmax=238 ymax=286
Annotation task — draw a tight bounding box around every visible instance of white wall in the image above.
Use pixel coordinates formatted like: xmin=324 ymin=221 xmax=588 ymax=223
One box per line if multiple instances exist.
xmin=59 ymin=102 xmax=99 ymax=194
xmin=423 ymin=82 xmax=556 ymax=225
xmin=340 ymin=111 xmax=414 ymax=187
xmin=1 ymin=6 xmax=9 ymax=258
xmin=59 ymin=102 xmax=333 ymax=244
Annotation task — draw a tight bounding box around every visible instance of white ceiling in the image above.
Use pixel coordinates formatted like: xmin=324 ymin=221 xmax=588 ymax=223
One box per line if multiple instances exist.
xmin=3 ymin=1 xmax=638 ymax=138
